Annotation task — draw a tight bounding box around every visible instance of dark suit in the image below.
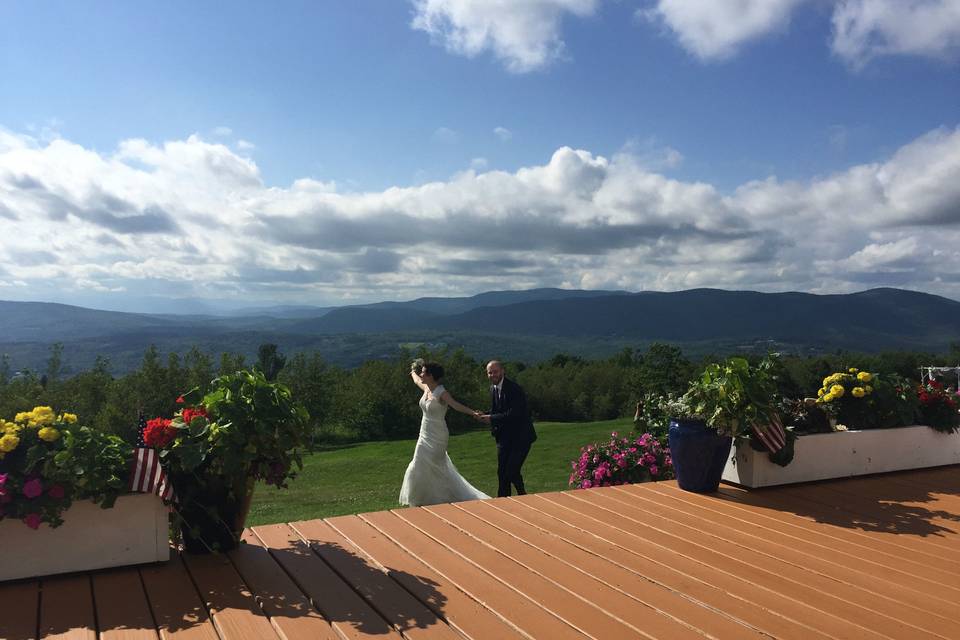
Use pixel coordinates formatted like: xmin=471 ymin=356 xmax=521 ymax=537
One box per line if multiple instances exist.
xmin=490 ymin=377 xmax=537 ymax=497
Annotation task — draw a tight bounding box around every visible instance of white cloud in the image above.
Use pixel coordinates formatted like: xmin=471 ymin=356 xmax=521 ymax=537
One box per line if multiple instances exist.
xmin=494 ymin=126 xmax=512 ymax=141
xmin=212 ymin=126 xmax=233 ymax=137
xmin=470 ymin=157 xmax=488 ymax=170
xmin=831 ymin=0 xmax=960 ymax=68
xmin=642 ymin=0 xmax=960 ymax=66
xmin=411 ymin=0 xmax=599 ymax=72
xmin=236 ymin=139 xmax=256 ymax=151
xmin=642 ymin=0 xmax=805 ymax=60
xmin=1 ymin=125 xmax=960 ymax=306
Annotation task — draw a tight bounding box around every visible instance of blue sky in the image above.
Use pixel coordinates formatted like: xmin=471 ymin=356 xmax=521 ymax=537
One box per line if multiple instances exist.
xmin=1 ymin=0 xmax=959 ymax=312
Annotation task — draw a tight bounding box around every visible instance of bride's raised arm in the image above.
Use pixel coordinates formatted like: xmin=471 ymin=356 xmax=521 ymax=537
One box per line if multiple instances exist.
xmin=410 ymin=370 xmax=427 ymax=391
xmin=439 ymin=389 xmax=476 ymax=416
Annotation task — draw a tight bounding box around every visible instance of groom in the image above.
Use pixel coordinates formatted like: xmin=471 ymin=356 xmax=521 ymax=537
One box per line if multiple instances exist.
xmin=478 ymin=360 xmax=537 ymax=497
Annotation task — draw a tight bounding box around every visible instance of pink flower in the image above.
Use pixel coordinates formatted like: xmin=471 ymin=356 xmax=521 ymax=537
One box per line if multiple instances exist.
xmin=22 ymin=478 xmax=43 ymax=499
xmin=0 ymin=472 xmax=7 ymax=486
xmin=649 ymin=465 xmax=659 ymax=476
xmin=47 ymin=484 xmax=65 ymax=499
xmin=23 ymin=513 xmax=42 ymax=529
xmin=581 ymin=480 xmax=593 ymax=489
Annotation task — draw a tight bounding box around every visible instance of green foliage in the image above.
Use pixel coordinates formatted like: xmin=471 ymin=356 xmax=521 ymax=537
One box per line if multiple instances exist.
xmin=47 ymin=425 xmax=132 ymax=507
xmin=256 ymin=343 xmax=286 ymax=381
xmin=679 ymin=356 xmax=780 ymax=438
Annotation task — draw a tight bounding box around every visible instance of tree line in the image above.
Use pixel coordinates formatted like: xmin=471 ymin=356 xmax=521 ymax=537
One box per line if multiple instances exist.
xmin=0 ymin=341 xmax=956 ymax=445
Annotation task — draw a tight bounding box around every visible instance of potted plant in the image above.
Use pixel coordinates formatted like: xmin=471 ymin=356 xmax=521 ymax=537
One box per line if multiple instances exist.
xmin=149 ymin=369 xmax=311 ymax=553
xmin=670 ymin=356 xmax=780 ymax=492
xmin=0 ymin=406 xmax=131 ymax=529
xmin=0 ymin=407 xmax=169 ymax=581
xmin=722 ymin=369 xmax=960 ymax=487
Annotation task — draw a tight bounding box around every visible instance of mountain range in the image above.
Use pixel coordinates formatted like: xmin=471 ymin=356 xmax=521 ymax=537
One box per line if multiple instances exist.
xmin=2 ymin=287 xmax=959 ymax=375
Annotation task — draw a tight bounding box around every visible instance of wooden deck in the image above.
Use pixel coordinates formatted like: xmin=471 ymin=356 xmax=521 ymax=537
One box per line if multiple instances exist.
xmin=2 ymin=466 xmax=959 ymax=640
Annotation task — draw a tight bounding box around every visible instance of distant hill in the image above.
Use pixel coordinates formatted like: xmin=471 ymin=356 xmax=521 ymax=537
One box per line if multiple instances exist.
xmin=1 ymin=287 xmax=958 ymax=374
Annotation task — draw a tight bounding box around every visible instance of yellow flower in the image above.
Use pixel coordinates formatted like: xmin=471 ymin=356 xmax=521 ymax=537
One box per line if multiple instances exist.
xmin=830 ymin=384 xmax=845 ymax=397
xmin=852 ymin=387 xmax=865 ymax=398
xmin=857 ymin=371 xmax=872 ymax=382
xmin=848 ymin=367 xmax=859 ymax=373
xmin=16 ymin=406 xmax=56 ymax=428
xmin=817 ymin=387 xmax=825 ymax=396
xmin=38 ymin=427 xmax=61 ymax=442
xmin=820 ymin=393 xmax=835 ymax=402
xmin=0 ymin=433 xmax=19 ymax=453
xmin=865 ymin=385 xmax=873 ymax=394
xmin=30 ymin=406 xmax=56 ymax=427
xmin=59 ymin=412 xmax=78 ymax=424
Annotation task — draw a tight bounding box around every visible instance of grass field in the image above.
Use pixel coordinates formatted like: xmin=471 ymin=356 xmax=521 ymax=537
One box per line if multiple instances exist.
xmin=247 ymin=417 xmax=635 ymax=526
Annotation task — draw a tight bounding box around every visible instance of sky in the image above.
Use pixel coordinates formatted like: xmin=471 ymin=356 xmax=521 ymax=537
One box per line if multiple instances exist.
xmin=1 ymin=0 xmax=959 ymax=313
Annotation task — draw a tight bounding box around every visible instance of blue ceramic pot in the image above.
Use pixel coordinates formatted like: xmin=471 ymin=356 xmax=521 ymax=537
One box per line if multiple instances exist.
xmin=668 ymin=418 xmax=733 ymax=493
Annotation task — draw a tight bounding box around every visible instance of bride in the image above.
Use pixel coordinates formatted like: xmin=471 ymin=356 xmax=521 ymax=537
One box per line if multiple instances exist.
xmin=399 ymin=360 xmax=490 ymax=506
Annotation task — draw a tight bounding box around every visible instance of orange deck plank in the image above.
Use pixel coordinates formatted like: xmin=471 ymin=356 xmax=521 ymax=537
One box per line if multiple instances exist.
xmin=0 ymin=580 xmax=39 ymax=640
xmin=228 ymin=530 xmax=339 ymax=640
xmin=181 ymin=551 xmax=281 ymax=640
xmin=139 ymin=554 xmax=220 ymax=640
xmin=604 ymin=483 xmax=960 ymax=630
xmin=431 ymin=501 xmax=743 ymax=639
xmin=91 ymin=570 xmax=159 ymax=640
xmin=361 ymin=509 xmax=587 ymax=640
xmin=290 ymin=517 xmax=461 ymax=640
xmin=557 ymin=489 xmax=945 ymax=640
xmin=38 ymin=575 xmax=95 ymax=640
xmin=326 ymin=513 xmax=528 ymax=640
xmin=252 ymin=522 xmax=403 ymax=640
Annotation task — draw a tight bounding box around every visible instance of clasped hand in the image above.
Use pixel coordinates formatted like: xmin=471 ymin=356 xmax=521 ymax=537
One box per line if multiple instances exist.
xmin=472 ymin=410 xmax=491 ymax=424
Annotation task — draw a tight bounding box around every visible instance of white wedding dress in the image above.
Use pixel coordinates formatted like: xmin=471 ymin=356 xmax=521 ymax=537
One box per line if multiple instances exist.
xmin=399 ymin=385 xmax=490 ymax=506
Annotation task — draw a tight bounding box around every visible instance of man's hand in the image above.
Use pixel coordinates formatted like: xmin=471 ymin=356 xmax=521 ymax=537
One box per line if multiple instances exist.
xmin=477 ymin=413 xmax=492 ymax=424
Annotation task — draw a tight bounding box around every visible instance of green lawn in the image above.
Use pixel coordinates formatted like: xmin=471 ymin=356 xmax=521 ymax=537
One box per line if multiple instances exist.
xmin=247 ymin=417 xmax=635 ymax=526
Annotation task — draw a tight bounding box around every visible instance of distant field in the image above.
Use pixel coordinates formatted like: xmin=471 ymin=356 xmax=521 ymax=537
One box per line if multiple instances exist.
xmin=247 ymin=417 xmax=636 ymax=525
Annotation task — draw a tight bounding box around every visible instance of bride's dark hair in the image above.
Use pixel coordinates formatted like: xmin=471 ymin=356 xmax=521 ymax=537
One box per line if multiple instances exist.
xmin=423 ymin=362 xmax=444 ymax=381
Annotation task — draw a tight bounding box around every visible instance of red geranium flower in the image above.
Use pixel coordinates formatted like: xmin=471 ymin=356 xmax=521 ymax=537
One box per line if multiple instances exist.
xmin=144 ymin=417 xmax=177 ymax=448
xmin=181 ymin=406 xmax=209 ymax=425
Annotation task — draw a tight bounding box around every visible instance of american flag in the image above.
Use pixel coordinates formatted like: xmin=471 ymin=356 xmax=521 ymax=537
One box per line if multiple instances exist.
xmin=751 ymin=411 xmax=787 ymax=454
xmin=128 ymin=412 xmax=174 ymax=501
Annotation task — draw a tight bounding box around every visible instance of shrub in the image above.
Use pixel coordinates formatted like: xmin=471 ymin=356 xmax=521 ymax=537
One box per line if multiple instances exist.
xmin=569 ymin=431 xmax=673 ymax=489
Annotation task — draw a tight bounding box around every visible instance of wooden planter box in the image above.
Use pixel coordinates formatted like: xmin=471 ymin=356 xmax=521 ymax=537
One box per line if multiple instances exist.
xmin=722 ymin=425 xmax=960 ymax=488
xmin=0 ymin=493 xmax=169 ymax=582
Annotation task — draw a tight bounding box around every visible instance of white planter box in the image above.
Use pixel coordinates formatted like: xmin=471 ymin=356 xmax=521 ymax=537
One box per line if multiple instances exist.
xmin=723 ymin=425 xmax=960 ymax=488
xmin=0 ymin=493 xmax=169 ymax=582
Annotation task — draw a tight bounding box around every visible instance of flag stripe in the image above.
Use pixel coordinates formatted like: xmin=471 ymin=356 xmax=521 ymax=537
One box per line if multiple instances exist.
xmin=752 ymin=413 xmax=787 ymax=454
xmin=128 ymin=412 xmax=174 ymax=501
